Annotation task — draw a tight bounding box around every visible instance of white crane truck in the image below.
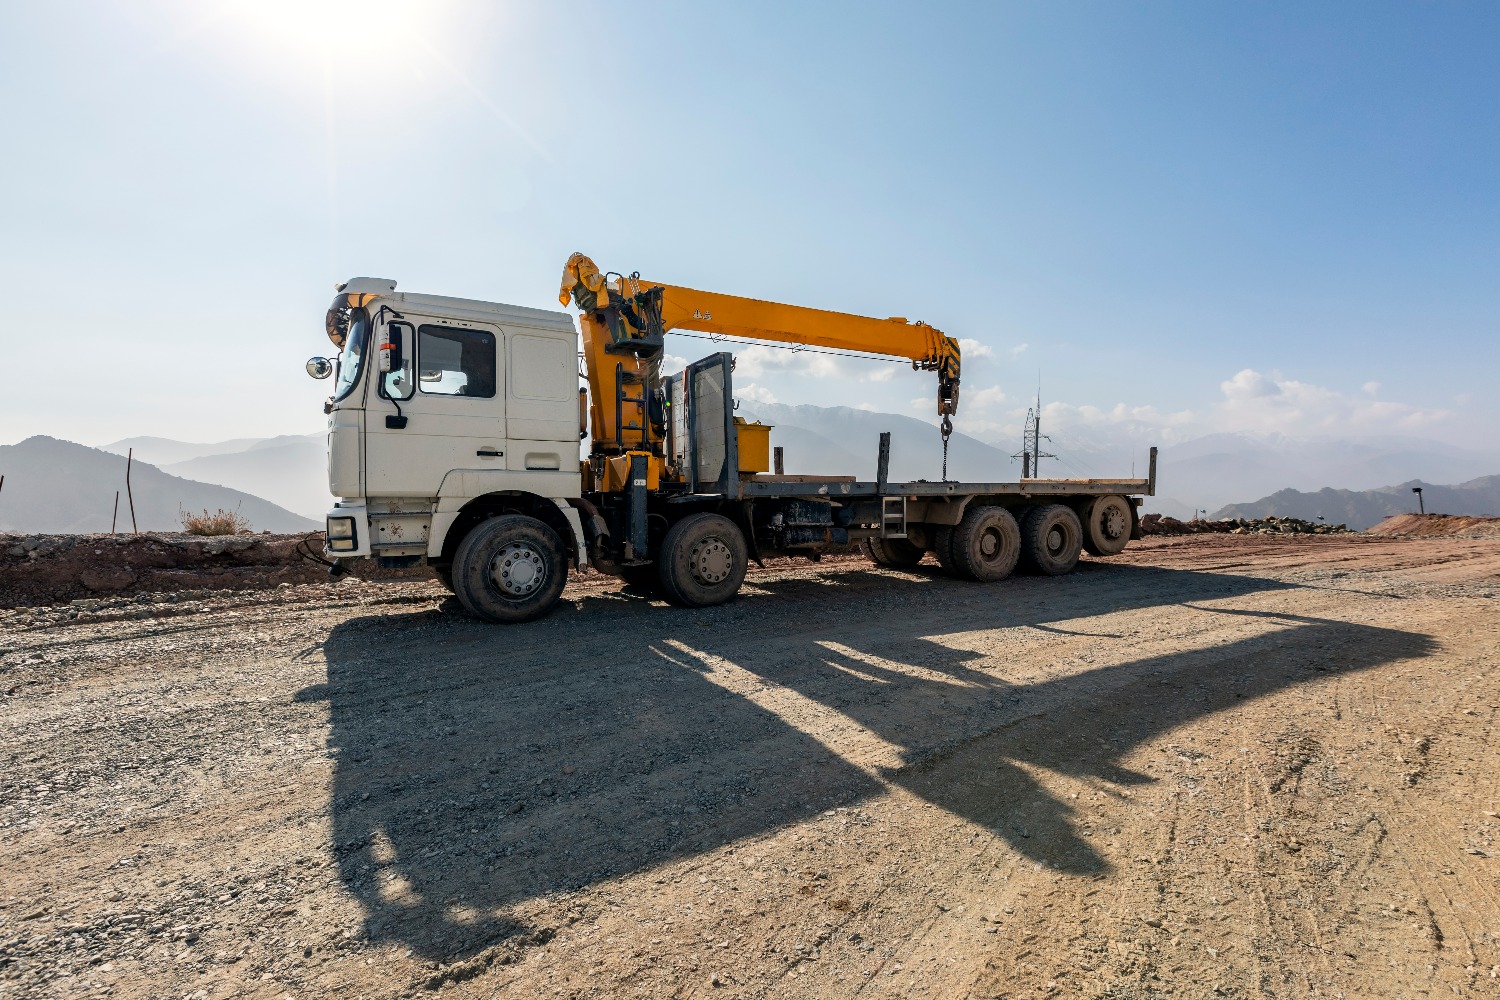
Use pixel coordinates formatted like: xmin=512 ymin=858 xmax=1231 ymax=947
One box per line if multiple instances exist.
xmin=307 ymin=256 xmax=1156 ymax=623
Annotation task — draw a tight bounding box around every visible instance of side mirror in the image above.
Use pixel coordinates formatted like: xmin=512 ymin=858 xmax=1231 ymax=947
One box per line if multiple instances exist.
xmin=306 ymin=357 xmax=334 ymax=380
xmin=381 ymin=323 xmax=415 ymax=400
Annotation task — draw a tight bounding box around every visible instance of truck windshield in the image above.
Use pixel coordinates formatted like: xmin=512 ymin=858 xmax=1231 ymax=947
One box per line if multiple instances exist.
xmin=333 ymin=310 xmax=370 ymax=402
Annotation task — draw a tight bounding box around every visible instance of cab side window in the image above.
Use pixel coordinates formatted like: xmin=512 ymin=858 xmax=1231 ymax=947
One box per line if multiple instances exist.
xmin=418 ymin=325 xmax=496 ymax=397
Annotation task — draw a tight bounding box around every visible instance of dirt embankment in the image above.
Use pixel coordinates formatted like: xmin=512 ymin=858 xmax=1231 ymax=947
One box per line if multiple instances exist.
xmin=0 ymin=532 xmax=334 ymax=608
xmin=1367 ymin=513 xmax=1500 ymax=537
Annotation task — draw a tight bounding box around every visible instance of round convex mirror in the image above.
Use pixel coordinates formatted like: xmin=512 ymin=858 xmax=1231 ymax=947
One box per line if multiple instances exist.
xmin=306 ymin=357 xmax=334 ymax=380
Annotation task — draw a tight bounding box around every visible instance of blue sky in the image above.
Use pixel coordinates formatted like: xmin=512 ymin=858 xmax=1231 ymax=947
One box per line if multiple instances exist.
xmin=2 ymin=1 xmax=1495 ymax=452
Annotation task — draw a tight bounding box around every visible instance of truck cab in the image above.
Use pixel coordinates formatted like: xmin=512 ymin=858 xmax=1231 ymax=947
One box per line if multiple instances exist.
xmin=314 ymin=278 xmax=590 ymax=612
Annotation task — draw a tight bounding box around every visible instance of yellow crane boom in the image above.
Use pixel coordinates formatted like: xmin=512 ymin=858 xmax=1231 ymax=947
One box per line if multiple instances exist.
xmin=560 ymin=253 xmax=962 ymax=461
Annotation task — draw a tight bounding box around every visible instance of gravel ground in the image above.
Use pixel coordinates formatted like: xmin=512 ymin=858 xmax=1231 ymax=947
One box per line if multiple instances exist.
xmin=3 ymin=535 xmax=1499 ymax=999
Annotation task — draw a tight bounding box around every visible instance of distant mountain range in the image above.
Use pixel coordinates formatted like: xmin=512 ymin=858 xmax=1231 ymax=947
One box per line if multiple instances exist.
xmin=1212 ymin=476 xmax=1500 ymax=531
xmin=5 ymin=402 xmax=1494 ymax=534
xmin=1141 ymin=433 xmax=1500 ymax=516
xmin=0 ymin=437 xmax=317 ymax=534
xmin=739 ymin=402 xmax=1015 ymax=483
xmin=104 ymin=434 xmax=327 ymax=520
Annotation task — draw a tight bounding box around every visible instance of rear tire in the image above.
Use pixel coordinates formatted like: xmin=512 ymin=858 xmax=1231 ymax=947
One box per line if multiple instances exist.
xmin=1080 ymin=495 xmax=1133 ymax=556
xmin=949 ymin=505 xmax=1022 ymax=582
xmin=1019 ymin=504 xmax=1083 ymax=576
xmin=452 ymin=515 xmax=568 ymax=623
xmin=657 ymin=513 xmax=748 ymax=608
xmin=862 ymin=537 xmax=925 ymax=568
xmin=933 ymin=524 xmax=965 ymax=577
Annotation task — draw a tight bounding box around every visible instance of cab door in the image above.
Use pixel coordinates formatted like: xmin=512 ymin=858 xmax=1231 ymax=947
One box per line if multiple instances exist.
xmin=363 ymin=316 xmax=507 ymax=498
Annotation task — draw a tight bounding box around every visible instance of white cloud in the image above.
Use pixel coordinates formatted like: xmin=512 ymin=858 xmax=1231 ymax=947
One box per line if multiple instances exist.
xmin=1220 ymin=368 xmax=1281 ymax=400
xmin=964 ymin=368 xmax=1450 ymax=449
xmin=1031 ymin=400 xmax=1200 ymax=443
xmin=732 ymin=344 xmax=900 ymax=382
xmin=958 ymin=338 xmax=993 ymax=359
xmin=1217 ymin=368 xmax=1449 ymax=436
xmin=1010 ymin=343 xmax=1029 ymax=358
xmin=966 ymin=385 xmax=1006 ymax=411
xmin=660 ymin=353 xmax=690 ymax=375
xmin=1362 ymin=381 xmax=1381 ymax=396
xmin=732 ymin=344 xmax=844 ymax=379
xmin=737 ymin=383 xmax=777 ymax=404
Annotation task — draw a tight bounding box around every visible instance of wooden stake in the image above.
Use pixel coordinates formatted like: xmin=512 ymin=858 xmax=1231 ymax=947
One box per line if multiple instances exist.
xmin=112 ymin=490 xmax=120 ymax=534
xmin=126 ymin=448 xmax=138 ymax=534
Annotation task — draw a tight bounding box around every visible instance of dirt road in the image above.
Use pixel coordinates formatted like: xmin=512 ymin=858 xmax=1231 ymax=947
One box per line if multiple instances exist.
xmin=4 ymin=535 xmax=1499 ymax=999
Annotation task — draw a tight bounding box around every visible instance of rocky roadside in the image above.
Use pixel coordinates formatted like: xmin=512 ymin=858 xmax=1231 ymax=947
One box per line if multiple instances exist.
xmin=1140 ymin=513 xmax=1352 ymax=536
xmin=0 ymin=532 xmax=430 ymax=609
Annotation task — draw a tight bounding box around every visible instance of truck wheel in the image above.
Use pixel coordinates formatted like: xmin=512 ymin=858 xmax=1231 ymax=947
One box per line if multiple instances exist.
xmin=1081 ymin=495 xmax=1133 ymax=556
xmin=1019 ymin=504 xmax=1083 ymax=576
xmin=950 ymin=505 xmax=1022 ymax=582
xmin=933 ymin=525 xmax=964 ymax=577
xmin=862 ymin=537 xmax=924 ymax=568
xmin=657 ymin=513 xmax=748 ymax=608
xmin=451 ymin=514 xmax=568 ymax=623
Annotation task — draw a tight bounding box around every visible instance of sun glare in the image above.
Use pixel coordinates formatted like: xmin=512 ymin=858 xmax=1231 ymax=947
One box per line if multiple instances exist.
xmin=212 ymin=0 xmax=454 ymax=75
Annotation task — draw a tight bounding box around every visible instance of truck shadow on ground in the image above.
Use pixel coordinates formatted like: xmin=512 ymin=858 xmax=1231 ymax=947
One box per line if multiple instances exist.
xmin=305 ymin=562 xmax=1434 ymax=960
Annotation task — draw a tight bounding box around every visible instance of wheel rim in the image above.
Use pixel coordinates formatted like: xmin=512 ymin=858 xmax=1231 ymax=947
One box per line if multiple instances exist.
xmin=1101 ymin=505 xmax=1127 ymax=539
xmin=979 ymin=527 xmax=1002 ymax=560
xmin=489 ymin=542 xmax=547 ymax=597
xmin=1046 ymin=525 xmax=1067 ymax=556
xmin=689 ymin=537 xmax=733 ymax=585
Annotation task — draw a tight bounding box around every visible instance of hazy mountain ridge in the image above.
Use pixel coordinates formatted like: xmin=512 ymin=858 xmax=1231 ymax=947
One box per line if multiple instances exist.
xmin=0 ymin=436 xmax=317 ymax=534
xmin=27 ymin=403 xmax=1496 ymax=532
xmin=1211 ymin=476 xmax=1500 ymax=531
xmin=103 ymin=435 xmax=267 ymax=467
xmin=739 ymin=403 xmax=1017 ymax=483
xmin=158 ymin=435 xmax=328 ymax=520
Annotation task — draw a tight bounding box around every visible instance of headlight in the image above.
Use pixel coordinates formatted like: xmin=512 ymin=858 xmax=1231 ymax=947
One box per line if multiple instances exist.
xmin=327 ymin=516 xmax=358 ymax=551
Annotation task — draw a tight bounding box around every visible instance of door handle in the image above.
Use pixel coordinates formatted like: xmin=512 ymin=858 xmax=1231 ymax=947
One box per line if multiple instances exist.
xmin=476 ymin=448 xmax=503 ymax=458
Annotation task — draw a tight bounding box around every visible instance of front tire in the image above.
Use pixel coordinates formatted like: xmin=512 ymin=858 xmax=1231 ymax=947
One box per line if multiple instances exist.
xmin=1019 ymin=504 xmax=1084 ymax=576
xmin=657 ymin=513 xmax=748 ymax=608
xmin=451 ymin=515 xmax=568 ymax=624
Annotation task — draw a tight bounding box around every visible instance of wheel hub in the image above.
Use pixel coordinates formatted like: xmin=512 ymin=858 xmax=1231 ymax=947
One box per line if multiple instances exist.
xmin=980 ymin=530 xmax=999 ymax=557
xmin=1102 ymin=506 xmax=1127 ymax=539
xmin=490 ymin=542 xmax=546 ymax=597
xmin=1046 ymin=526 xmax=1065 ymax=554
xmin=689 ymin=538 xmax=733 ymax=585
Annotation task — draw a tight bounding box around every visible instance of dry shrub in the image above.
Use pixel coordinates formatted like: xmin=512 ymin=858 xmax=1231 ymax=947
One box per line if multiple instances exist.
xmin=179 ymin=507 xmax=253 ymax=536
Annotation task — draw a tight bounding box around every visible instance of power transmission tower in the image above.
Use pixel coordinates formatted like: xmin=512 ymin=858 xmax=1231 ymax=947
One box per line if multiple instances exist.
xmin=1011 ymin=389 xmax=1057 ymax=478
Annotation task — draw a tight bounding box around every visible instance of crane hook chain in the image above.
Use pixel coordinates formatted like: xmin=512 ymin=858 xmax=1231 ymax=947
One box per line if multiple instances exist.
xmin=940 ymin=415 xmax=953 ymax=482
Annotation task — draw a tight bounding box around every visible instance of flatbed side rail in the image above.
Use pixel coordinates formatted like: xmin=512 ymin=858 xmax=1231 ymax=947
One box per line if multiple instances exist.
xmin=734 ymin=478 xmax=1153 ymax=499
